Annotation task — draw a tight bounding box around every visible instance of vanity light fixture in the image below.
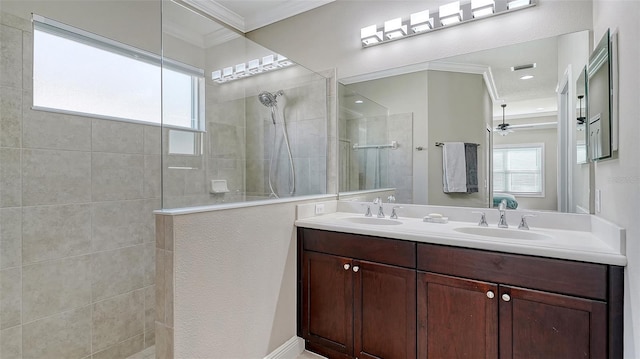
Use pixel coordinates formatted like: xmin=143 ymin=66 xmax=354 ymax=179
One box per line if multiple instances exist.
xmin=361 ymin=24 xmax=384 ymax=46
xmin=508 ymin=0 xmax=531 ymax=9
xmin=211 ymin=53 xmax=294 ymax=84
xmin=384 ymin=18 xmax=408 ymax=39
xmin=439 ymin=1 xmax=463 ymax=26
xmin=410 ymin=10 xmax=434 ymax=33
xmin=471 ymin=0 xmax=495 ymax=18
xmin=360 ymin=0 xmax=535 ymax=47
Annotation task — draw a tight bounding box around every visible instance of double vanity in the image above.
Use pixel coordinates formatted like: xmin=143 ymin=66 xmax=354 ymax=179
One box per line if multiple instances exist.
xmin=295 ymin=201 xmax=626 ymax=359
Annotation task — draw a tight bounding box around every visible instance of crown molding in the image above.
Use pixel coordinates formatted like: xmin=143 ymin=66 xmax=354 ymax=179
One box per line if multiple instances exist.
xmin=182 ymin=0 xmax=245 ymax=32
xmin=243 ymin=0 xmax=335 ymax=32
xmin=340 ymin=61 xmax=500 ymax=104
xmin=162 ymin=20 xmax=205 ymax=48
xmin=204 ymin=27 xmax=241 ymax=47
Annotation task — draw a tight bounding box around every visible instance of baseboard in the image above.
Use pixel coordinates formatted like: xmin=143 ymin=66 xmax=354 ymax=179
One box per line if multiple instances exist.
xmin=264 ymin=336 xmax=305 ymax=359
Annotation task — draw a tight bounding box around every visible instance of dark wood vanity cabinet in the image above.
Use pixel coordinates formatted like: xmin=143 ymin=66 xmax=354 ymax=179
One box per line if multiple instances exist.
xmin=297 ymin=228 xmax=623 ymax=359
xmin=299 ymin=229 xmax=416 ymax=359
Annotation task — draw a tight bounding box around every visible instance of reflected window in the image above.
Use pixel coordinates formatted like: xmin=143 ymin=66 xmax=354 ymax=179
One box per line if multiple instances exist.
xmin=493 ymin=144 xmax=544 ymax=196
xmin=32 ymin=15 xmax=204 ymax=130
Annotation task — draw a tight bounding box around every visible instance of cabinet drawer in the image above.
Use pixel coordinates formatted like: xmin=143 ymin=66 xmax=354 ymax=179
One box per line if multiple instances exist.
xmin=300 ymin=228 xmax=415 ymax=268
xmin=417 ymin=243 xmax=608 ymax=300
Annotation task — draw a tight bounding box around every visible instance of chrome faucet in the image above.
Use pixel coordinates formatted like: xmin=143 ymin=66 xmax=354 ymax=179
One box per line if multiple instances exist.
xmin=518 ymin=214 xmax=536 ymax=230
xmin=373 ymin=197 xmax=385 ymax=218
xmin=472 ymin=211 xmax=488 ymax=227
xmin=390 ymin=206 xmax=402 ymax=219
xmin=498 ymin=199 xmax=508 ymax=228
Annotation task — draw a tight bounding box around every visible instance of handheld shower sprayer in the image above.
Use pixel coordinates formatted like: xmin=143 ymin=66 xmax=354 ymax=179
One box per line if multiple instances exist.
xmin=257 ymin=89 xmax=295 ymax=198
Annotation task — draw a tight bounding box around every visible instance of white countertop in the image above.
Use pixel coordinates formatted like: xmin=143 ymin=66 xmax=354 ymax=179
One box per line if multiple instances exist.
xmin=295 ymin=201 xmax=627 ymax=266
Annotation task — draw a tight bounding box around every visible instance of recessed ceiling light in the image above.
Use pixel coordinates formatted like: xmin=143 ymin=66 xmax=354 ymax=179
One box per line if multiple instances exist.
xmin=355 ymin=100 xmax=364 ymax=104
xmin=520 ymin=75 xmax=534 ymax=80
xmin=536 ymin=107 xmax=545 ymax=111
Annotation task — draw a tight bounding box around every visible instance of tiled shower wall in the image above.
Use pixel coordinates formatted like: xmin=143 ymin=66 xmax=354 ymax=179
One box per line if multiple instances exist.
xmin=1 ymin=12 xmax=158 ymax=359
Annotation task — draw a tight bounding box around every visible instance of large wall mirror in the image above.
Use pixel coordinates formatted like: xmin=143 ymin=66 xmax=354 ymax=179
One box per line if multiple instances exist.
xmin=338 ymin=30 xmax=593 ymax=213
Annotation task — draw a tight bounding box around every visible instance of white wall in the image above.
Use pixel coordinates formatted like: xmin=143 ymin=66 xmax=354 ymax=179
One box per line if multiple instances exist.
xmin=591 ymin=1 xmax=640 ymax=358
xmin=172 ymin=198 xmax=335 ymax=358
xmin=247 ymin=0 xmax=592 ymax=80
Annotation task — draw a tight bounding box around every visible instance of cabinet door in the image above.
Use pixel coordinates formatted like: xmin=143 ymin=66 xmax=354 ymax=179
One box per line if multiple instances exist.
xmin=499 ymin=285 xmax=607 ymax=359
xmin=354 ymin=260 xmax=416 ymax=359
xmin=417 ymin=272 xmax=498 ymax=359
xmin=302 ymin=251 xmax=354 ymax=357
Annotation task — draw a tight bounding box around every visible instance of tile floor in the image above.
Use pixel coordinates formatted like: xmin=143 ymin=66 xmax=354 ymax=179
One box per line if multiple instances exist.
xmin=126 ymin=345 xmax=155 ymax=359
xmin=297 ymin=350 xmax=327 ymax=359
xmin=124 ymin=346 xmax=323 ymax=359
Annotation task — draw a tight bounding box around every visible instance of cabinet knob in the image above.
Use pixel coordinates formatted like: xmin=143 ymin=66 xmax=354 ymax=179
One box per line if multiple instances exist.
xmin=486 ymin=291 xmax=495 ymax=299
xmin=343 ymin=264 xmax=350 ymax=270
xmin=353 ymin=266 xmax=360 ymax=273
xmin=502 ymin=294 xmax=511 ymax=302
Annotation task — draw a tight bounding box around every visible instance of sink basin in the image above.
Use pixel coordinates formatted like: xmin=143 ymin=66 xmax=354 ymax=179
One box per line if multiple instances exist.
xmin=454 ymin=226 xmax=552 ymax=241
xmin=341 ymin=217 xmax=403 ymax=226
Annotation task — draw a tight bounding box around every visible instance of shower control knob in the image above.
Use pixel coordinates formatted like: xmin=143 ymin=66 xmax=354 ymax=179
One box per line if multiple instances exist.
xmin=343 ymin=264 xmax=350 ymax=271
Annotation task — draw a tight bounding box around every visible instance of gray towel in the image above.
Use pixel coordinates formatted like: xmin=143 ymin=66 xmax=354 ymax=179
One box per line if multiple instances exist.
xmin=464 ymin=143 xmax=479 ymax=193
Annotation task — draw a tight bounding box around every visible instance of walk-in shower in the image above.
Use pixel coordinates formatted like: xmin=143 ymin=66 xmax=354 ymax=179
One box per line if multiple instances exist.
xmin=259 ymin=90 xmax=296 ymax=198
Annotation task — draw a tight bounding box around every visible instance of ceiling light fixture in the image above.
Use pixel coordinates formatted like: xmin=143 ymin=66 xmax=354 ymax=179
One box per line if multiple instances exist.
xmin=471 ymin=0 xmax=495 ymax=18
xmin=355 ymin=100 xmax=364 ymax=104
xmin=211 ymin=53 xmax=294 ymax=84
xmin=520 ymin=75 xmax=534 ymax=80
xmin=360 ymin=0 xmax=536 ymax=48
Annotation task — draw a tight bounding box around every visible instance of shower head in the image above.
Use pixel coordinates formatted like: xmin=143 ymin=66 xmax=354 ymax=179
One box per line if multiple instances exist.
xmin=258 ymin=90 xmax=284 ymax=108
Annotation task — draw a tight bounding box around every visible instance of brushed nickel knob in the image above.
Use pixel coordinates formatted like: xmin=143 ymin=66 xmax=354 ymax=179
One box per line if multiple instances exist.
xmin=502 ymin=294 xmax=511 ymax=302
xmin=343 ymin=264 xmax=350 ymax=270
xmin=353 ymin=266 xmax=360 ymax=273
xmin=486 ymin=291 xmax=495 ymax=299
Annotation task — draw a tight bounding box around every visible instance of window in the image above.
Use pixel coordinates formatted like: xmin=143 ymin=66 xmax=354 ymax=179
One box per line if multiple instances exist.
xmin=32 ymin=15 xmax=204 ymax=130
xmin=493 ymin=144 xmax=544 ymax=196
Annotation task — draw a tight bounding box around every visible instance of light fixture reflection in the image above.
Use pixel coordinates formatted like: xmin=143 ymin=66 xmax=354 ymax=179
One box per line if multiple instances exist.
xmin=211 ymin=53 xmax=294 ymax=84
xmin=410 ymin=10 xmax=434 ymax=33
xmin=439 ymin=1 xmax=463 ymax=26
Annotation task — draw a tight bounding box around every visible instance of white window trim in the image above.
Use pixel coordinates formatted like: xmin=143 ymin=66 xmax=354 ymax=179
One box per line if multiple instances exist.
xmin=493 ymin=143 xmax=545 ymax=198
xmin=32 ymin=14 xmax=206 ymax=131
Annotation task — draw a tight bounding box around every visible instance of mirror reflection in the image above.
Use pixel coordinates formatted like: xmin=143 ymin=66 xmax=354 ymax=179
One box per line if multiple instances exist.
xmin=339 ymin=31 xmax=590 ymax=213
xmin=587 ymin=29 xmax=612 ymax=161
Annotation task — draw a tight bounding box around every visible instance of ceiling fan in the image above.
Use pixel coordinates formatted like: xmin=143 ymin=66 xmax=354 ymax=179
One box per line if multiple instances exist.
xmin=495 ymin=104 xmax=513 ymax=136
xmin=494 ymin=103 xmax=558 ymax=135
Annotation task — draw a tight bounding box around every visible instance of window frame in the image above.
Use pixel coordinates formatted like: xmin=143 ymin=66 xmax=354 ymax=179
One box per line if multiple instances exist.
xmin=493 ymin=143 xmax=545 ymax=197
xmin=32 ymin=14 xmax=205 ymax=132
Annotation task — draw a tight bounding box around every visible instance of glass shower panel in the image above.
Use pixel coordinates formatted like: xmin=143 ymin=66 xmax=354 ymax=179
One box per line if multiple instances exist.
xmin=161 ymin=1 xmax=330 ymax=210
xmin=338 ymin=85 xmax=391 ymax=192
